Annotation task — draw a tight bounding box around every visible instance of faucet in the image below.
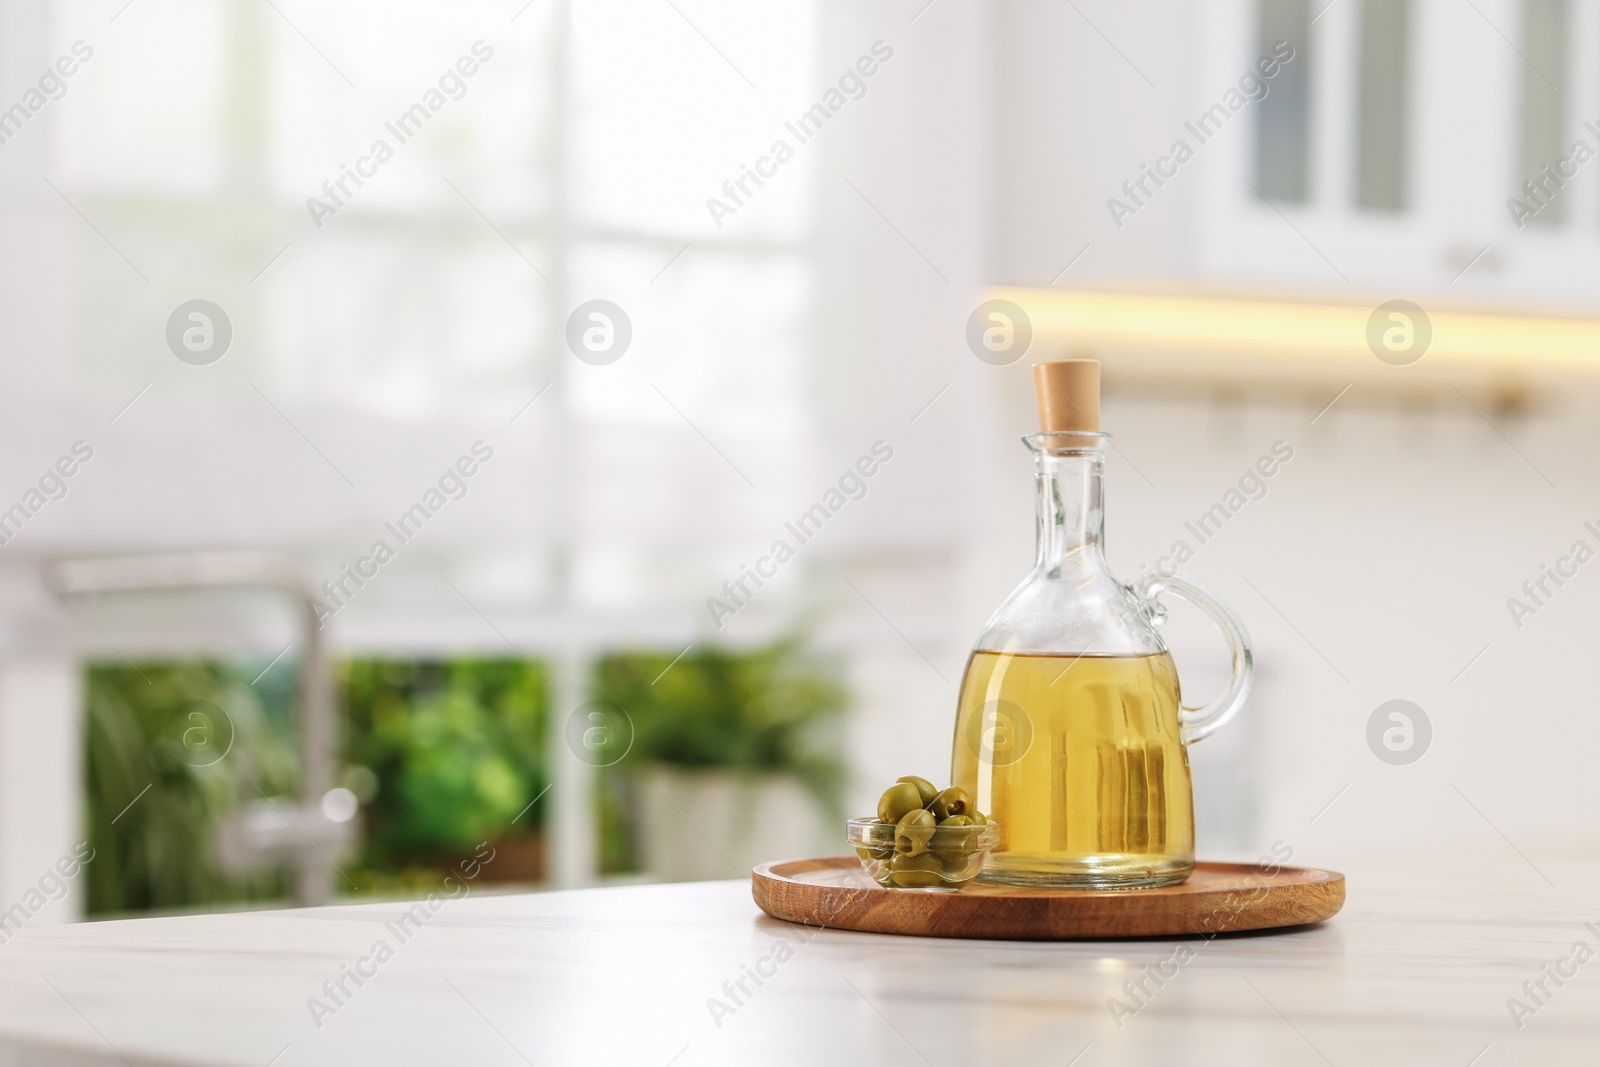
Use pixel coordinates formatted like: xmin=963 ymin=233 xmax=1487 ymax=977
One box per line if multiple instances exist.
xmin=45 ymin=552 xmax=353 ymax=906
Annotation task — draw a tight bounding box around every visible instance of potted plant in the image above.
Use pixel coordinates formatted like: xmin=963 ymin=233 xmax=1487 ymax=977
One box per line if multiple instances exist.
xmin=593 ymin=637 xmax=846 ymax=882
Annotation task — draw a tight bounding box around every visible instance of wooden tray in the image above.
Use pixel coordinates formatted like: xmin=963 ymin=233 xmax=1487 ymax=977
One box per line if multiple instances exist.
xmin=752 ymin=857 xmax=1344 ymax=940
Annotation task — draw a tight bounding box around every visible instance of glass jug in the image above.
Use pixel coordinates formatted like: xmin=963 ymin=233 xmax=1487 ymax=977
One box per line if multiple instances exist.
xmin=951 ymin=361 xmax=1252 ymax=888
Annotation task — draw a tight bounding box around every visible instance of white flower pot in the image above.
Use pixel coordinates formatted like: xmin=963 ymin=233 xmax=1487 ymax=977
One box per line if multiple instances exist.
xmin=636 ymin=765 xmax=833 ymax=883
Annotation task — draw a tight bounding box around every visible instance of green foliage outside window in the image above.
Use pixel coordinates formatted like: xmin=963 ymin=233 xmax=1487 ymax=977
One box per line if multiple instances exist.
xmin=82 ymin=643 xmax=841 ymax=905
xmin=83 ymin=656 xmax=548 ymax=915
xmin=84 ymin=662 xmax=295 ymax=915
xmin=340 ymin=658 xmax=548 ymax=889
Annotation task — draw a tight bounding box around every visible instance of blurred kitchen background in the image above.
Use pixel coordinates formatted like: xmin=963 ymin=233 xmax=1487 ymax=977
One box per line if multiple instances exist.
xmin=1 ymin=0 xmax=1596 ymax=921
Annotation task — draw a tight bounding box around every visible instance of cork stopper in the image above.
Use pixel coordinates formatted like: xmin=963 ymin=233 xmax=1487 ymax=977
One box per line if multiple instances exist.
xmin=1032 ymin=359 xmax=1100 ymax=432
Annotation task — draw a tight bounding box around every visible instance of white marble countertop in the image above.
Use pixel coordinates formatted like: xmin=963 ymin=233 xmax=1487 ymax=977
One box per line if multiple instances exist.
xmin=0 ymin=852 xmax=1593 ymax=1066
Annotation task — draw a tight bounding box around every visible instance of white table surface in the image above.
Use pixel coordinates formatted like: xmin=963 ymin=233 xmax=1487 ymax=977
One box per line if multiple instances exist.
xmin=0 ymin=851 xmax=1592 ymax=1066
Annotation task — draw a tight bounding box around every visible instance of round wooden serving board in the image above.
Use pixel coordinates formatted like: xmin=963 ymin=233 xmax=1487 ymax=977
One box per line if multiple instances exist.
xmin=752 ymin=857 xmax=1344 ymax=940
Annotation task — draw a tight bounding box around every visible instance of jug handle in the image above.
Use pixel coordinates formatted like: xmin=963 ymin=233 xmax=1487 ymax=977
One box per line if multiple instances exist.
xmin=1131 ymin=575 xmax=1254 ymax=745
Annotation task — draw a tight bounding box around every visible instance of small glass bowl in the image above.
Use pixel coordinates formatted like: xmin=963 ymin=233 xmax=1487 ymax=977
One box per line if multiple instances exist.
xmin=847 ymin=816 xmax=1000 ymax=891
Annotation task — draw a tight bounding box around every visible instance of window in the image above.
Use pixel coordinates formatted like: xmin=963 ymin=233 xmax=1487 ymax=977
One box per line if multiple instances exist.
xmin=49 ymin=0 xmax=819 ymax=614
xmin=57 ymin=0 xmax=815 ymax=436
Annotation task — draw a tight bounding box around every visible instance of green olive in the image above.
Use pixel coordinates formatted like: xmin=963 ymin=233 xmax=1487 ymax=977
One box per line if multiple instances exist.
xmin=855 ymin=844 xmax=893 ymax=864
xmin=898 ymin=873 xmax=941 ymax=888
xmin=939 ymin=814 xmax=974 ymax=827
xmin=894 ymin=808 xmax=936 ymax=856
xmin=895 ymin=775 xmax=939 ymax=805
xmin=877 ymin=782 xmax=924 ymax=824
xmin=929 ymin=786 xmax=972 ymax=821
xmin=891 ymin=869 xmax=943 ymax=888
xmin=890 ymin=851 xmax=942 ymax=872
xmin=967 ymin=809 xmax=987 ymax=826
xmin=888 ymin=852 xmax=943 ymax=887
xmin=937 ymin=850 xmax=976 ymax=879
xmin=931 ymin=824 xmax=979 ymax=855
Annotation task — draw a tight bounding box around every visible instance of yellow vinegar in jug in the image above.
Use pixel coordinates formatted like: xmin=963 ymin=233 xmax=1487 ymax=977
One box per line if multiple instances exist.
xmin=951 ymin=649 xmax=1195 ymax=887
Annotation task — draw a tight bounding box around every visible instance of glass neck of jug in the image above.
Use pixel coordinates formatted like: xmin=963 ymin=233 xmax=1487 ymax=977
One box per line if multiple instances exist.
xmin=1025 ymin=432 xmax=1108 ymax=573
